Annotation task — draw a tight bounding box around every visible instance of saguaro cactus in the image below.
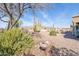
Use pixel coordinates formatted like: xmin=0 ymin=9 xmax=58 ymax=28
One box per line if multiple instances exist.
xmin=33 ymin=20 xmax=41 ymax=32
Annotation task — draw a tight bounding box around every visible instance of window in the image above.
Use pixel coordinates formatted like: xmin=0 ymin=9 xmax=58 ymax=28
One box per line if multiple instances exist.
xmin=76 ymin=22 xmax=79 ymax=30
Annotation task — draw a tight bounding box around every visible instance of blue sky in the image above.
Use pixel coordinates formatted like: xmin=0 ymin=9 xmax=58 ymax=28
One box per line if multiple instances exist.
xmin=1 ymin=3 xmax=79 ymax=28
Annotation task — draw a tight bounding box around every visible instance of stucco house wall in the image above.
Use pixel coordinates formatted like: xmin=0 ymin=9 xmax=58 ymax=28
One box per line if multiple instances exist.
xmin=72 ymin=16 xmax=79 ymax=37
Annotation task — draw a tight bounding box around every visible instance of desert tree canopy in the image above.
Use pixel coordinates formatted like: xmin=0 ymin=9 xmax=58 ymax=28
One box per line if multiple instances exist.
xmin=0 ymin=3 xmax=52 ymax=30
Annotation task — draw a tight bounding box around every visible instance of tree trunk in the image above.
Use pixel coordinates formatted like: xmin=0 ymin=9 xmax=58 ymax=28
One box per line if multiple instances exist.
xmin=7 ymin=16 xmax=13 ymax=30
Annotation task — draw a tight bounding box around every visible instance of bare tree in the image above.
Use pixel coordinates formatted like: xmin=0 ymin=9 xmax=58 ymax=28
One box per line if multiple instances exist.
xmin=0 ymin=3 xmax=30 ymax=30
xmin=0 ymin=3 xmax=52 ymax=30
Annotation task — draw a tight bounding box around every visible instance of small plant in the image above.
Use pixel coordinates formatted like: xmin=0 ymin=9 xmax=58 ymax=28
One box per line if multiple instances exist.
xmin=0 ymin=29 xmax=4 ymax=33
xmin=33 ymin=24 xmax=41 ymax=32
xmin=49 ymin=28 xmax=57 ymax=36
xmin=0 ymin=28 xmax=34 ymax=56
xmin=33 ymin=20 xmax=41 ymax=32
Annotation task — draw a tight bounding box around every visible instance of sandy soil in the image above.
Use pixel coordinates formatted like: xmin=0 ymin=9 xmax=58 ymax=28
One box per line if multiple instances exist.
xmin=31 ymin=31 xmax=79 ymax=56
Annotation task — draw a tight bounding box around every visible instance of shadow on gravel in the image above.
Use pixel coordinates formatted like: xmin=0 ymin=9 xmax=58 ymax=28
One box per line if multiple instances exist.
xmin=63 ymin=31 xmax=79 ymax=41
xmin=50 ymin=46 xmax=79 ymax=56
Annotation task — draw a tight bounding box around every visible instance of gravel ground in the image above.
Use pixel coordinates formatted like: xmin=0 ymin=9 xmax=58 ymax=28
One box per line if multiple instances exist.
xmin=30 ymin=31 xmax=79 ymax=56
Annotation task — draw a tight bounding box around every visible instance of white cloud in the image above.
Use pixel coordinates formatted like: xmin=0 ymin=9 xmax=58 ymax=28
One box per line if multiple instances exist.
xmin=21 ymin=20 xmax=33 ymax=27
xmin=53 ymin=13 xmax=71 ymax=28
xmin=0 ymin=21 xmax=7 ymax=28
xmin=40 ymin=11 xmax=53 ymax=26
xmin=21 ymin=16 xmax=42 ymax=27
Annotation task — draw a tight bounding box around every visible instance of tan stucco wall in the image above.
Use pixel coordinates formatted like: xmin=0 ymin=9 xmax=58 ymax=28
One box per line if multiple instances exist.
xmin=73 ymin=17 xmax=79 ymax=23
xmin=72 ymin=16 xmax=79 ymax=37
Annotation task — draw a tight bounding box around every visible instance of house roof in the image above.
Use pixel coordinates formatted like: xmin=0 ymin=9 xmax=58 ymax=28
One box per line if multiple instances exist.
xmin=72 ymin=15 xmax=79 ymax=18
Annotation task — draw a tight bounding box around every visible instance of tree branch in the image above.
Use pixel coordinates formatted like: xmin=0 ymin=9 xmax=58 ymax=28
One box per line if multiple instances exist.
xmin=0 ymin=6 xmax=7 ymax=13
xmin=3 ymin=3 xmax=14 ymax=19
xmin=0 ymin=19 xmax=8 ymax=22
xmin=11 ymin=4 xmax=32 ymax=28
xmin=0 ymin=15 xmax=8 ymax=22
xmin=3 ymin=3 xmax=11 ymax=16
xmin=11 ymin=3 xmax=26 ymax=28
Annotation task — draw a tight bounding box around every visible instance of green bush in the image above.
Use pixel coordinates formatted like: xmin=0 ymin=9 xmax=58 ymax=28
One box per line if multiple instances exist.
xmin=33 ymin=24 xmax=41 ymax=32
xmin=49 ymin=28 xmax=57 ymax=36
xmin=0 ymin=28 xmax=34 ymax=56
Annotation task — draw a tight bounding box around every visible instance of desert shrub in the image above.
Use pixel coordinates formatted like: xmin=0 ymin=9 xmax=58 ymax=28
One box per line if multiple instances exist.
xmin=33 ymin=23 xmax=41 ymax=32
xmin=0 ymin=29 xmax=4 ymax=33
xmin=49 ymin=28 xmax=57 ymax=36
xmin=60 ymin=30 xmax=64 ymax=34
xmin=0 ymin=28 xmax=34 ymax=56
